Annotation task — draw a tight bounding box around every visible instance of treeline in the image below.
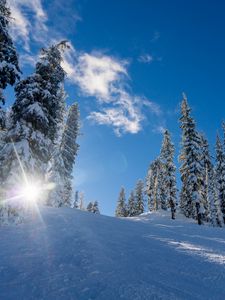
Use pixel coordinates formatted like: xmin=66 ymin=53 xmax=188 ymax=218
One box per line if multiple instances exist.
xmin=0 ymin=1 xmax=79 ymax=223
xmin=74 ymin=191 xmax=101 ymax=214
xmin=116 ymin=95 xmax=224 ymax=227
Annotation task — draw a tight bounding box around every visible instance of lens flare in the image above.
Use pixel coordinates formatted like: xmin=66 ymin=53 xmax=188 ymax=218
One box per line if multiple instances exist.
xmin=20 ymin=182 xmax=41 ymax=203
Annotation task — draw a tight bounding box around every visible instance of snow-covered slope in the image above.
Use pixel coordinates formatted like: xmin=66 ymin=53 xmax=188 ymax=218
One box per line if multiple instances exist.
xmin=0 ymin=208 xmax=225 ymax=300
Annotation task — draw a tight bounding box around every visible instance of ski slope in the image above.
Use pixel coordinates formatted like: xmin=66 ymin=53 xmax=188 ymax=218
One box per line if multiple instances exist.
xmin=0 ymin=207 xmax=225 ymax=300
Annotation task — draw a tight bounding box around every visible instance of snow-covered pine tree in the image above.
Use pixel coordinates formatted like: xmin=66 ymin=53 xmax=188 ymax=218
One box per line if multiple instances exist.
xmin=0 ymin=109 xmax=6 ymax=152
xmin=87 ymin=202 xmax=93 ymax=212
xmin=160 ymin=130 xmax=177 ymax=219
xmin=179 ymin=94 xmax=204 ymax=225
xmin=127 ymin=190 xmax=136 ymax=216
xmin=135 ymin=179 xmax=145 ymax=215
xmin=200 ymin=135 xmax=212 ymax=222
xmin=200 ymin=135 xmax=223 ymax=227
xmin=60 ymin=103 xmax=80 ymax=206
xmin=0 ymin=107 xmax=5 ymax=130
xmin=146 ymin=158 xmax=161 ymax=211
xmin=46 ymin=87 xmax=67 ymax=207
xmin=208 ymin=169 xmax=223 ymax=227
xmin=79 ymin=192 xmax=85 ymax=210
xmin=115 ymin=187 xmax=127 ymax=217
xmin=74 ymin=190 xmax=79 ymax=208
xmin=0 ymin=42 xmax=68 ymax=221
xmin=86 ymin=201 xmax=100 ymax=214
xmin=0 ymin=0 xmax=21 ymax=106
xmin=92 ymin=201 xmax=100 ymax=214
xmin=158 ymin=134 xmax=168 ymax=210
xmin=146 ymin=162 xmax=155 ymax=212
xmin=215 ymin=134 xmax=225 ymax=224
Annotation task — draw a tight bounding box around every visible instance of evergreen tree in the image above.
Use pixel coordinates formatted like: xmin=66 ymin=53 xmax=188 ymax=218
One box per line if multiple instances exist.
xmin=73 ymin=190 xmax=79 ymax=208
xmin=0 ymin=0 xmax=21 ymax=106
xmin=0 ymin=42 xmax=68 ymax=221
xmin=47 ymin=147 xmax=65 ymax=207
xmin=135 ymin=179 xmax=145 ymax=215
xmin=0 ymin=108 xmax=6 ymax=150
xmin=179 ymin=94 xmax=204 ymax=225
xmin=86 ymin=201 xmax=100 ymax=214
xmin=160 ymin=130 xmax=177 ymax=219
xmin=60 ymin=103 xmax=80 ymax=206
xmin=92 ymin=201 xmax=100 ymax=214
xmin=87 ymin=202 xmax=93 ymax=212
xmin=146 ymin=159 xmax=161 ymax=211
xmin=115 ymin=187 xmax=126 ymax=217
xmin=215 ymin=135 xmax=225 ymax=224
xmin=200 ymin=135 xmax=212 ymax=222
xmin=146 ymin=162 xmax=154 ymax=212
xmin=0 ymin=108 xmax=5 ymax=130
xmin=46 ymin=88 xmax=67 ymax=207
xmin=79 ymin=192 xmax=85 ymax=210
xmin=127 ymin=190 xmax=136 ymax=216
xmin=209 ymin=169 xmax=223 ymax=227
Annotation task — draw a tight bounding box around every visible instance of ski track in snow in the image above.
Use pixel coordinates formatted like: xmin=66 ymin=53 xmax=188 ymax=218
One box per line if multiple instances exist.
xmin=0 ymin=208 xmax=225 ymax=299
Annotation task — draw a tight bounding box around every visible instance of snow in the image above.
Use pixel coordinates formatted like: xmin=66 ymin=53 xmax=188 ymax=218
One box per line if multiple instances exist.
xmin=0 ymin=208 xmax=225 ymax=299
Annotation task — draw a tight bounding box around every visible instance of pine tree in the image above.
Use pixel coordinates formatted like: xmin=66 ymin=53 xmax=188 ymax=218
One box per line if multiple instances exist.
xmin=146 ymin=162 xmax=154 ymax=212
xmin=60 ymin=103 xmax=80 ymax=206
xmin=0 ymin=108 xmax=6 ymax=151
xmin=146 ymin=159 xmax=161 ymax=211
xmin=46 ymin=88 xmax=67 ymax=207
xmin=0 ymin=42 xmax=68 ymax=221
xmin=87 ymin=202 xmax=93 ymax=212
xmin=200 ymin=135 xmax=212 ymax=222
xmin=179 ymin=94 xmax=204 ymax=225
xmin=92 ymin=201 xmax=100 ymax=214
xmin=127 ymin=190 xmax=136 ymax=216
xmin=115 ymin=187 xmax=127 ymax=217
xmin=0 ymin=0 xmax=21 ymax=106
xmin=79 ymin=192 xmax=85 ymax=210
xmin=46 ymin=147 xmax=65 ymax=207
xmin=0 ymin=108 xmax=5 ymax=130
xmin=209 ymin=169 xmax=223 ymax=227
xmin=135 ymin=179 xmax=145 ymax=215
xmin=215 ymin=135 xmax=225 ymax=224
xmin=160 ymin=130 xmax=177 ymax=219
xmin=74 ymin=190 xmax=79 ymax=208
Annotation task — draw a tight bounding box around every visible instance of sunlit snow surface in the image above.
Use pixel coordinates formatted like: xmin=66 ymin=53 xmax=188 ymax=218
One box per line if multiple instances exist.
xmin=0 ymin=208 xmax=225 ymax=299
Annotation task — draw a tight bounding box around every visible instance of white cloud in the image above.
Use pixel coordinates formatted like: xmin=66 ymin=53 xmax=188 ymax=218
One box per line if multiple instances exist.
xmin=62 ymin=49 xmax=127 ymax=101
xmin=142 ymin=99 xmax=162 ymax=116
xmin=75 ymin=54 xmax=127 ymax=101
xmin=62 ymin=49 xmax=147 ymax=135
xmin=89 ymin=108 xmax=141 ymax=136
xmin=138 ymin=54 xmax=153 ymax=64
xmin=152 ymin=125 xmax=166 ymax=134
xmin=63 ymin=47 xmax=162 ymax=135
xmin=88 ymin=90 xmax=143 ymax=136
xmin=8 ymin=0 xmax=47 ymax=51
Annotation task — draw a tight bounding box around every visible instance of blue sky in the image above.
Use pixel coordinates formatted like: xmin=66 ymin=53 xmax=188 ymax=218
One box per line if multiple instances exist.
xmin=6 ymin=0 xmax=225 ymax=215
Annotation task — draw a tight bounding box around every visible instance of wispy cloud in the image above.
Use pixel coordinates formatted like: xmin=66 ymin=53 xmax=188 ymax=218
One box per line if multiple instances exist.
xmin=142 ymin=99 xmax=162 ymax=116
xmin=9 ymin=0 xmax=48 ymax=51
xmin=138 ymin=54 xmax=153 ymax=64
xmin=72 ymin=53 xmax=127 ymax=101
xmin=152 ymin=125 xmax=166 ymax=134
xmin=151 ymin=31 xmax=160 ymax=42
xmin=63 ymin=47 xmax=162 ymax=135
xmin=88 ymin=90 xmax=144 ymax=136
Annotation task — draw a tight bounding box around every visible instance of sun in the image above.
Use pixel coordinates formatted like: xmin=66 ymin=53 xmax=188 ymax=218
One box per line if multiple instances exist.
xmin=20 ymin=182 xmax=41 ymax=203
